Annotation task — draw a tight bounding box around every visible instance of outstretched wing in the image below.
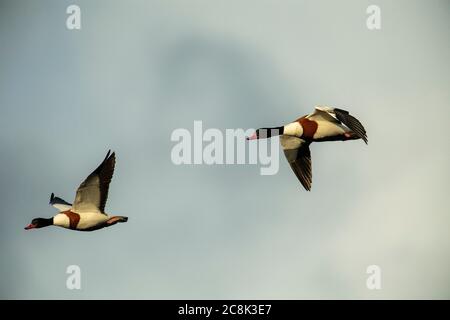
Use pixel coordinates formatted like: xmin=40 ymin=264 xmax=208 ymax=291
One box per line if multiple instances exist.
xmin=280 ymin=136 xmax=312 ymax=191
xmin=49 ymin=193 xmax=72 ymax=211
xmin=72 ymin=150 xmax=116 ymax=214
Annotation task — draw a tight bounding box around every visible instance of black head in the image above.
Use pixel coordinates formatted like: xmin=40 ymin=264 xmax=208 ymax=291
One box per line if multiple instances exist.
xmin=24 ymin=218 xmax=53 ymax=230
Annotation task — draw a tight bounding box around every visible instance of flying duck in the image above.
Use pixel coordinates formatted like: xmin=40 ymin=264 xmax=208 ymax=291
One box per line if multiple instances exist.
xmin=247 ymin=106 xmax=368 ymax=191
xmin=25 ymin=150 xmax=128 ymax=231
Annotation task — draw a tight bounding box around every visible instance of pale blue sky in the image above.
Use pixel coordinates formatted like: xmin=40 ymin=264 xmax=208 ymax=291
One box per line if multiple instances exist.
xmin=0 ymin=0 xmax=449 ymax=299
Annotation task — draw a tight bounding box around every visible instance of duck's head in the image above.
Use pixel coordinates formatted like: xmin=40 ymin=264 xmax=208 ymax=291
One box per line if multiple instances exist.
xmin=24 ymin=217 xmax=53 ymax=230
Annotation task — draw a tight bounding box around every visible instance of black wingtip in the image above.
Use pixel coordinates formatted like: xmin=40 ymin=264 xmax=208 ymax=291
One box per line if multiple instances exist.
xmin=334 ymin=107 xmax=349 ymax=114
xmin=102 ymin=149 xmax=115 ymax=163
xmin=49 ymin=192 xmax=54 ymax=203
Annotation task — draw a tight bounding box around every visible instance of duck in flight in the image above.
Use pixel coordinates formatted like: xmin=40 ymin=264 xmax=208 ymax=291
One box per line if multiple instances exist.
xmin=247 ymin=106 xmax=368 ymax=191
xmin=25 ymin=150 xmax=128 ymax=231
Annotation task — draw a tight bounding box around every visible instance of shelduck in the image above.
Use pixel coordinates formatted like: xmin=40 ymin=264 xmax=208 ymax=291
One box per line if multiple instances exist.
xmin=25 ymin=150 xmax=128 ymax=231
xmin=247 ymin=106 xmax=368 ymax=191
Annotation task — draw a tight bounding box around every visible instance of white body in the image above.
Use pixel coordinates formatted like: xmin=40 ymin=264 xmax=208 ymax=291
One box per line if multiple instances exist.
xmin=283 ymin=122 xmax=303 ymax=136
xmin=53 ymin=211 xmax=110 ymax=230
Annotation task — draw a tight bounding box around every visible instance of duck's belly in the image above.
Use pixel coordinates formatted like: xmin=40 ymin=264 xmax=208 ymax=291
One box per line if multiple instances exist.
xmin=313 ymin=121 xmax=348 ymax=140
xmin=54 ymin=211 xmax=109 ymax=230
xmin=76 ymin=212 xmax=109 ymax=230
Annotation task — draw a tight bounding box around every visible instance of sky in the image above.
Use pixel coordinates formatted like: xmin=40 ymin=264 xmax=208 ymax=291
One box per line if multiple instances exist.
xmin=0 ymin=0 xmax=449 ymax=299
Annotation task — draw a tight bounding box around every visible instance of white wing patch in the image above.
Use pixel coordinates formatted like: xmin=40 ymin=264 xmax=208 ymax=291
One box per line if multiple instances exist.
xmin=73 ymin=175 xmax=102 ymax=213
xmin=52 ymin=203 xmax=72 ymax=212
xmin=306 ymin=106 xmax=339 ymax=122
